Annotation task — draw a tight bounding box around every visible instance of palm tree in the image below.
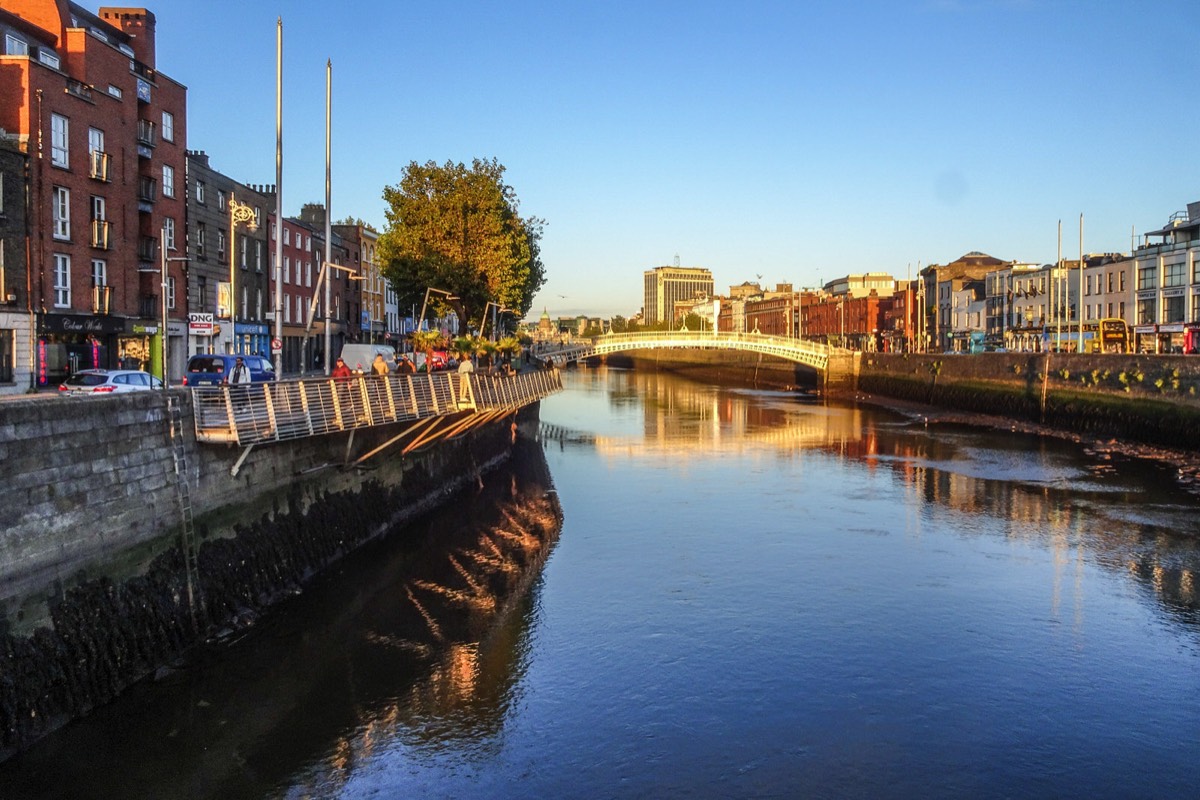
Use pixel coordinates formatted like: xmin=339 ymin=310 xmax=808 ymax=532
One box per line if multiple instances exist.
xmin=451 ymin=336 xmax=477 ymax=366
xmin=477 ymin=340 xmax=499 ymax=373
xmin=410 ymin=330 xmax=445 ymax=372
xmin=496 ymin=335 xmax=522 ymax=373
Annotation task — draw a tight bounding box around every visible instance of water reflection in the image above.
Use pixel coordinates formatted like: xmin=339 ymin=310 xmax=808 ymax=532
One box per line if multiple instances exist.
xmin=549 ymin=365 xmax=1200 ymax=633
xmin=0 ymin=440 xmax=562 ymax=800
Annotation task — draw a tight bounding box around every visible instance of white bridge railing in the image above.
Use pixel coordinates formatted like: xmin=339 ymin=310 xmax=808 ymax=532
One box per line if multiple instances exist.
xmin=192 ymin=369 xmax=563 ymax=446
xmin=540 ymin=331 xmax=840 ymax=371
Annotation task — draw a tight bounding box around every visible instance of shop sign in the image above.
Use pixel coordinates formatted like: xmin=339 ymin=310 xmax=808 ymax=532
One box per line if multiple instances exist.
xmin=189 ymin=312 xmax=215 ymax=335
xmin=130 ymin=323 xmax=159 ymax=335
xmin=41 ymin=313 xmax=126 ymax=335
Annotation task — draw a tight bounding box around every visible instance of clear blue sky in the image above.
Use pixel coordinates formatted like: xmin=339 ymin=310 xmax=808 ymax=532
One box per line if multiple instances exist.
xmin=148 ymin=0 xmax=1200 ymax=319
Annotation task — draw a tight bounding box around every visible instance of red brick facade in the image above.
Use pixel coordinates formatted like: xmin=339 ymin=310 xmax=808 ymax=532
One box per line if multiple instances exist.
xmin=0 ymin=2 xmax=186 ymax=382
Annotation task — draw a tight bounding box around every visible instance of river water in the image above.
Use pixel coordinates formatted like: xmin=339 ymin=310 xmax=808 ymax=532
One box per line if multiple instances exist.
xmin=3 ymin=366 xmax=1200 ymax=799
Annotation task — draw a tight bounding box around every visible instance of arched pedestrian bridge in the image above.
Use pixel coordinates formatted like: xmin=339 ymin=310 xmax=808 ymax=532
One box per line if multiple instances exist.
xmin=540 ymin=331 xmax=847 ymax=374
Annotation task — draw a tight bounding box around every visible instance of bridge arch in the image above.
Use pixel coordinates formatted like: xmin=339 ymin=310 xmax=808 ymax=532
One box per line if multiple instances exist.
xmin=540 ymin=331 xmax=849 ymax=374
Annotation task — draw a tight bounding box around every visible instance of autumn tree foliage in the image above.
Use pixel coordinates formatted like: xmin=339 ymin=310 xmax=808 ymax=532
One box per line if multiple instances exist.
xmin=378 ymin=158 xmax=545 ymax=333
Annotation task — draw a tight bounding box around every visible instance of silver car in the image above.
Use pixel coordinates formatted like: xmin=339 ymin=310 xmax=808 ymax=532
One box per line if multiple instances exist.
xmin=58 ymin=369 xmax=164 ymax=395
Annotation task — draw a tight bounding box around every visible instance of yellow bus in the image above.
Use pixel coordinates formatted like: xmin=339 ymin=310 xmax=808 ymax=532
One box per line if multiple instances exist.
xmin=1097 ymin=318 xmax=1129 ymax=354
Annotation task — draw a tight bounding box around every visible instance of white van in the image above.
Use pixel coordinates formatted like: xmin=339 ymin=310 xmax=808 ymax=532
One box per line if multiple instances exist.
xmin=338 ymin=343 xmax=396 ymax=374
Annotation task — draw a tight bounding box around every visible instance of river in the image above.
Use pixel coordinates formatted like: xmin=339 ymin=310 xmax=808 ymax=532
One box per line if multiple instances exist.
xmin=2 ymin=365 xmax=1199 ymax=799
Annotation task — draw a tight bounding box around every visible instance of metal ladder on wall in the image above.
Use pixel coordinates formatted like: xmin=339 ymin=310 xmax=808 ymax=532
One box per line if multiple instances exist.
xmin=166 ymin=394 xmax=203 ymax=630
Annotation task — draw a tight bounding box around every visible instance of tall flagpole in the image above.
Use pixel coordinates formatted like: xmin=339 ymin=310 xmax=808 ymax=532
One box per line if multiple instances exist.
xmin=324 ymin=59 xmax=333 ymax=375
xmin=273 ymin=17 xmax=284 ymax=376
xmin=1056 ymin=219 xmax=1062 ymax=349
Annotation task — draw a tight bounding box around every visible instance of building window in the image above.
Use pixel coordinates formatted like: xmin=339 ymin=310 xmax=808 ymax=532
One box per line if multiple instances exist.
xmin=284 ymin=256 xmax=290 ymax=284
xmin=53 ymin=254 xmax=70 ymax=307
xmin=6 ymin=33 xmax=29 ymax=56
xmin=167 ymin=276 xmax=176 ymax=310
xmin=296 ymin=295 xmax=303 ymax=323
xmin=1164 ymin=262 xmax=1186 ymax=288
xmin=91 ymin=258 xmax=107 ymax=287
xmin=162 ymin=164 xmax=175 ymax=198
xmin=51 ymin=114 xmax=68 ymax=167
xmin=284 ymin=227 xmax=290 ymax=246
xmin=197 ymin=222 xmax=206 ymax=257
xmin=255 ymin=241 xmax=263 ymax=272
xmin=284 ymin=293 xmax=291 ymax=323
xmin=239 ymin=237 xmax=247 ymax=268
xmin=52 ymin=187 xmax=70 ymax=240
xmin=1137 ymin=297 xmax=1156 ymax=325
xmin=91 ymin=195 xmax=106 ymax=222
xmin=88 ymin=127 xmax=104 ymax=155
xmin=306 ymin=262 xmax=312 ymax=287
xmin=1166 ymin=295 xmax=1185 ymax=324
xmin=1138 ymin=265 xmax=1157 ymax=291
xmin=217 ymin=230 xmax=226 ymax=260
xmin=196 ymin=180 xmax=206 ymax=204
xmin=162 ymin=111 xmax=174 ymax=143
xmin=217 ymin=189 xmax=226 ymax=209
xmin=199 ymin=276 xmax=208 ymax=310
xmin=163 ymin=217 xmax=176 ymax=250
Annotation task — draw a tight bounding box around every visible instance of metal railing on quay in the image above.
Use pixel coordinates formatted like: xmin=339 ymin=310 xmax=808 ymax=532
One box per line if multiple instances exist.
xmin=192 ymin=369 xmax=563 ymax=446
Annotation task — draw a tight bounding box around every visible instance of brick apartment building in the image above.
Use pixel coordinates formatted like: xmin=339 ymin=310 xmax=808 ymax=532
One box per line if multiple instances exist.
xmin=0 ymin=2 xmax=187 ymax=385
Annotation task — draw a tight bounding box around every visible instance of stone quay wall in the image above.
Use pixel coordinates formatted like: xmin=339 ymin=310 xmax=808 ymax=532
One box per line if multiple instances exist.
xmin=0 ymin=389 xmax=528 ymax=632
xmin=858 ymin=352 xmax=1200 ymax=450
xmin=0 ymin=388 xmax=533 ymax=756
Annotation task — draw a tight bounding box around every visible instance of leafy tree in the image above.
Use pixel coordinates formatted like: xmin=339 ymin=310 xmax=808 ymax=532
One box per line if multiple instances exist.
xmin=610 ymin=315 xmax=628 ymax=333
xmin=378 ymin=158 xmax=546 ymax=331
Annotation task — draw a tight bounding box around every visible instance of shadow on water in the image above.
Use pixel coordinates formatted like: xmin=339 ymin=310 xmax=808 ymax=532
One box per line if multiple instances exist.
xmin=0 ymin=438 xmax=562 ymax=800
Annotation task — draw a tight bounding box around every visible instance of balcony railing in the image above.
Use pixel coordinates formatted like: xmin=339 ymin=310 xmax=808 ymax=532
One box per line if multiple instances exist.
xmin=136 ymin=119 xmax=156 ymax=147
xmin=137 ymin=177 xmax=157 ymax=203
xmin=89 ymin=150 xmax=111 ymax=182
xmin=92 ymin=285 xmax=112 ymax=315
xmin=137 ymin=236 xmax=158 ymax=263
xmin=90 ymin=220 xmax=111 ymax=250
xmin=138 ymin=294 xmax=158 ymax=320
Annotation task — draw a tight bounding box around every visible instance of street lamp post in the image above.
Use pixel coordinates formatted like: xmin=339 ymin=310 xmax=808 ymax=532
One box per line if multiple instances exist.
xmin=418 ymin=287 xmax=457 ymax=334
xmin=478 ymin=301 xmax=512 ymax=340
xmin=227 ymin=193 xmax=257 ymax=355
xmin=304 ymin=259 xmax=361 ymax=374
xmin=160 ymin=225 xmax=189 ymax=387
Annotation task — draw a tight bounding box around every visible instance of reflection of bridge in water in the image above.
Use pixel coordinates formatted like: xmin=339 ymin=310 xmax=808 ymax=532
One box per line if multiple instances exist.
xmin=540 ymin=331 xmax=851 ymax=375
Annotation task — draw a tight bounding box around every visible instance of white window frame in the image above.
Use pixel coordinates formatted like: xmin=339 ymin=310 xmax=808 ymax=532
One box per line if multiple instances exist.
xmin=284 ymin=256 xmax=290 ymax=284
xmin=196 ymin=180 xmax=206 ymax=204
xmin=163 ymin=217 xmax=176 ymax=251
xmin=52 ymin=186 xmax=70 ymax=240
xmin=91 ymin=195 xmax=106 ymax=221
xmin=167 ymin=276 xmax=176 ymax=310
xmin=88 ymin=127 xmax=104 ymax=154
xmin=53 ymin=254 xmax=70 ymax=308
xmin=6 ymin=33 xmax=29 ymax=56
xmin=161 ymin=111 xmax=174 ymax=143
xmin=51 ymin=114 xmax=69 ymax=167
xmin=284 ymin=293 xmax=291 ymax=323
xmin=162 ymin=164 xmax=175 ymax=198
xmin=91 ymin=258 xmax=107 ymax=287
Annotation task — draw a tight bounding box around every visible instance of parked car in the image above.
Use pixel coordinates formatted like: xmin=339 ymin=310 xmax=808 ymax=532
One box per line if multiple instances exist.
xmin=58 ymin=369 xmax=164 ymax=395
xmin=183 ymin=354 xmax=276 ymax=386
